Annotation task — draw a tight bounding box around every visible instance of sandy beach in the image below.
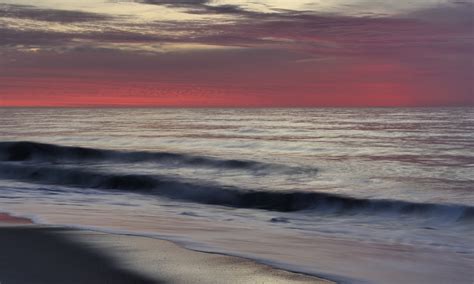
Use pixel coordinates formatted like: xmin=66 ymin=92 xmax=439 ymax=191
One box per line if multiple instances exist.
xmin=0 ymin=213 xmax=331 ymax=284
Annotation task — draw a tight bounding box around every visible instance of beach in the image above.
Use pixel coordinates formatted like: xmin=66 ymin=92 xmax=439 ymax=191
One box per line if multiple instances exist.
xmin=0 ymin=213 xmax=330 ymax=284
xmin=1 ymin=0 xmax=472 ymax=280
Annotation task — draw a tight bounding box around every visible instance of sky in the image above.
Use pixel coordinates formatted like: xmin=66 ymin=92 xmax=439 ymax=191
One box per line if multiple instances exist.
xmin=0 ymin=0 xmax=473 ymax=107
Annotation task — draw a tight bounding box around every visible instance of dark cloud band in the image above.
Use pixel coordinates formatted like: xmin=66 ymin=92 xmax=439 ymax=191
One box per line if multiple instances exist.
xmin=0 ymin=4 xmax=113 ymax=23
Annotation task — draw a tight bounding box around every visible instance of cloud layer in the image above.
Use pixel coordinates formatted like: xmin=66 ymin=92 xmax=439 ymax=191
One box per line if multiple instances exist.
xmin=0 ymin=0 xmax=472 ymax=106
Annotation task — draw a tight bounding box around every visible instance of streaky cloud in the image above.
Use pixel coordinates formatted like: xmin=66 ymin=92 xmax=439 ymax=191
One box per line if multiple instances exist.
xmin=0 ymin=3 xmax=114 ymax=23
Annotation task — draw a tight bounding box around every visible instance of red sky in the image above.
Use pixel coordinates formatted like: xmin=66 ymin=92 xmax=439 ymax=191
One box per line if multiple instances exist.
xmin=0 ymin=0 xmax=473 ymax=107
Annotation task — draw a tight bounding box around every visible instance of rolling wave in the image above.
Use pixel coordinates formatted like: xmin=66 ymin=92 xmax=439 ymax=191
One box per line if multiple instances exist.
xmin=0 ymin=163 xmax=472 ymax=222
xmin=0 ymin=141 xmax=312 ymax=174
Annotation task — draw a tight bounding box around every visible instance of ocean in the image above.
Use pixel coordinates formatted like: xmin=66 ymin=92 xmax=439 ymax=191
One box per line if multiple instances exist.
xmin=0 ymin=107 xmax=473 ymax=283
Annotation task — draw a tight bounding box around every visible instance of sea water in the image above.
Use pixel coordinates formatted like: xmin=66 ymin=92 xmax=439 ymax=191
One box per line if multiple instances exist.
xmin=0 ymin=108 xmax=473 ymax=283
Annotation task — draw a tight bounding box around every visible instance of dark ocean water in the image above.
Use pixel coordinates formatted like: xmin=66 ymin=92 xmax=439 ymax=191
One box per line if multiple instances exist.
xmin=1 ymin=108 xmax=473 ymax=283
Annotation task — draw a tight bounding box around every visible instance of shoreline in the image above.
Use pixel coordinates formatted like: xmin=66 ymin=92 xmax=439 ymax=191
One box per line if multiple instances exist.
xmin=0 ymin=213 xmax=333 ymax=284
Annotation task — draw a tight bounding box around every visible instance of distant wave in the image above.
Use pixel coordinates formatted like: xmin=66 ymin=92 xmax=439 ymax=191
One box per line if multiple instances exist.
xmin=0 ymin=141 xmax=314 ymax=174
xmin=0 ymin=163 xmax=472 ymax=223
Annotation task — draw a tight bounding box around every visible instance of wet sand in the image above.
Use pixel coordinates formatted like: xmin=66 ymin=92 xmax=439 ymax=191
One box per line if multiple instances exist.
xmin=0 ymin=213 xmax=331 ymax=284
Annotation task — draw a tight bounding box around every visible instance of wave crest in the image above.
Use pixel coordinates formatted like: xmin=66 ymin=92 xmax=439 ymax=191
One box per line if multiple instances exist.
xmin=0 ymin=141 xmax=313 ymax=174
xmin=0 ymin=163 xmax=472 ymax=223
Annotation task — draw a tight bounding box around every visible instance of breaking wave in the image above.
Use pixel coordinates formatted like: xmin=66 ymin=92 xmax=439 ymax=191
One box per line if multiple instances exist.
xmin=0 ymin=141 xmax=314 ymax=174
xmin=0 ymin=163 xmax=472 ymax=223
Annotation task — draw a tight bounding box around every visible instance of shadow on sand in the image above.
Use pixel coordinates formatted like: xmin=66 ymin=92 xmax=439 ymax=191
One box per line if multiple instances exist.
xmin=0 ymin=227 xmax=160 ymax=284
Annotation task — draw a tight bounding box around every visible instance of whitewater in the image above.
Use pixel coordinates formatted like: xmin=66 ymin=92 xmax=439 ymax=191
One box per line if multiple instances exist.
xmin=0 ymin=107 xmax=473 ymax=283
